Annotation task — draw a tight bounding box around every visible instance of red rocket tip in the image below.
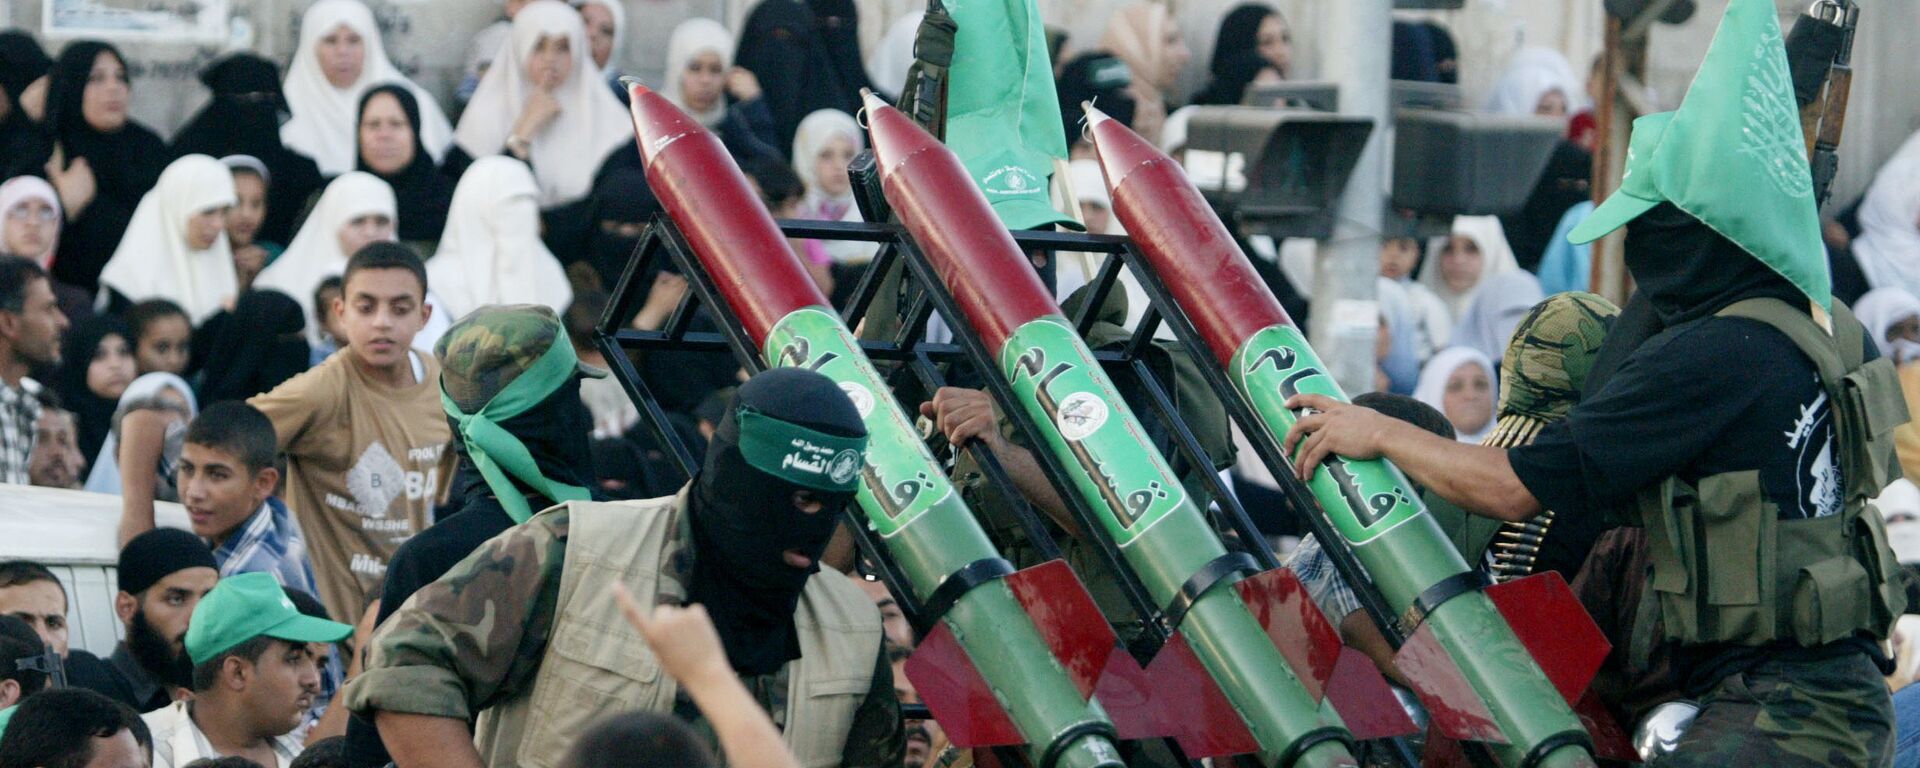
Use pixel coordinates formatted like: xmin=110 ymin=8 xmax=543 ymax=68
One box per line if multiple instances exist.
xmin=626 ymin=84 xmax=703 ymax=167
xmin=860 ymin=92 xmax=935 ymax=177
xmin=1083 ymin=107 xmax=1168 ymax=196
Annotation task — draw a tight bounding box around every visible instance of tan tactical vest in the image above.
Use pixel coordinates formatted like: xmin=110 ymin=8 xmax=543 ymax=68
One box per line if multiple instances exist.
xmin=471 ymin=496 xmax=885 ymax=768
xmin=1640 ymin=298 xmax=1908 ymax=647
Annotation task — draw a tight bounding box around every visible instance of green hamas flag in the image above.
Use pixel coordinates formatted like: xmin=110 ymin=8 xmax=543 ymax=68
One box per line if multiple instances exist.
xmin=943 ymin=0 xmax=1076 ymax=230
xmin=1569 ymin=0 xmax=1829 ymax=310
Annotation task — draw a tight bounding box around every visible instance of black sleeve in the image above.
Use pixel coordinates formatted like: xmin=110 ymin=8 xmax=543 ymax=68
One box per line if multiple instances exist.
xmin=1508 ymin=321 xmax=1763 ymax=518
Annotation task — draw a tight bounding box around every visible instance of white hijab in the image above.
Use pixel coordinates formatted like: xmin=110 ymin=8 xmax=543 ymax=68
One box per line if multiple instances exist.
xmin=97 ymin=155 xmax=238 ymax=325
xmin=662 ymin=18 xmax=734 ymax=127
xmin=1485 ymin=46 xmax=1587 ymax=118
xmin=579 ymin=0 xmax=627 ymax=80
xmin=427 ymin=157 xmax=574 ymax=319
xmin=254 ymin=172 xmax=398 ymax=343
xmin=0 ymin=176 xmax=61 ymax=269
xmin=1853 ymin=131 xmax=1920 ymax=297
xmin=792 ymin=108 xmax=863 ymax=212
xmin=1417 ymin=215 xmax=1522 ymax=321
xmin=82 ymin=372 xmax=196 ymax=495
xmin=456 ymin=0 xmax=634 ymax=208
xmin=281 ymin=0 xmax=455 ymax=176
xmin=1414 ymin=346 xmax=1498 ymax=445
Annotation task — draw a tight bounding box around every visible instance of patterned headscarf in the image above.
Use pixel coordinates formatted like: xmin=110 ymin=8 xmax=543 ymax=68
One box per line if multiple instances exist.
xmin=1485 ymin=291 xmax=1620 ymax=449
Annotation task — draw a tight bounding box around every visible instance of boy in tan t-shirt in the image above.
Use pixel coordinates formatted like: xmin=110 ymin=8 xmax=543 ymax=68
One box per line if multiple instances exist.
xmin=251 ymin=244 xmax=454 ymax=622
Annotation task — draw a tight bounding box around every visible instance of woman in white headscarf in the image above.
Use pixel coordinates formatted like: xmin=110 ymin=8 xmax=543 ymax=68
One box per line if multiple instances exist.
xmin=1414 ymin=346 xmax=1497 ymax=444
xmin=661 ymin=17 xmax=781 ymax=163
xmin=281 ymin=0 xmax=455 ymax=176
xmin=96 ymin=155 xmax=238 ymax=325
xmin=577 ymin=0 xmax=626 ymax=98
xmin=1417 ymin=214 xmax=1521 ymax=323
xmin=0 ymin=176 xmax=60 ymax=269
xmin=1851 ymin=131 xmax=1920 ymax=299
xmin=427 ymin=156 xmax=573 ymax=319
xmin=791 ymin=109 xmax=876 ymax=265
xmin=455 ymin=0 xmax=635 ymax=209
xmin=1485 ymin=46 xmax=1586 ymax=119
xmin=253 ymin=172 xmax=397 ymax=343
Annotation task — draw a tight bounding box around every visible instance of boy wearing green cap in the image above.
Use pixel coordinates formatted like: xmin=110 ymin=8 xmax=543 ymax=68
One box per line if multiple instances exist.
xmin=143 ymin=572 xmax=351 ymax=768
xmin=1281 ymin=0 xmax=1904 ymax=763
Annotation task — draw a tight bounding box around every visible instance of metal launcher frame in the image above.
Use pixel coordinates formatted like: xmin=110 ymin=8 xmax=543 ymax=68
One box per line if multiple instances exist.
xmin=593 ymin=157 xmax=1427 ymax=767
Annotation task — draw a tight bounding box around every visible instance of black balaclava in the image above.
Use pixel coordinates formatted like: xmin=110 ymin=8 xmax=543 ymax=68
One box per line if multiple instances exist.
xmin=1057 ymin=52 xmax=1137 ymax=148
xmin=687 ymin=368 xmax=868 ymax=676
xmin=444 ymin=375 xmax=597 ymax=513
xmin=1584 ymin=202 xmax=1804 ymax=396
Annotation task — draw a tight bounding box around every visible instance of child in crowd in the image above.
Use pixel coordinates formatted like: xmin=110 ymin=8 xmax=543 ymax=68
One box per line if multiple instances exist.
xmin=250 ymin=244 xmax=454 ymax=622
xmin=222 ymin=156 xmax=280 ymax=294
xmin=124 ymin=299 xmax=193 ymax=376
xmin=310 ymin=277 xmax=346 ymax=366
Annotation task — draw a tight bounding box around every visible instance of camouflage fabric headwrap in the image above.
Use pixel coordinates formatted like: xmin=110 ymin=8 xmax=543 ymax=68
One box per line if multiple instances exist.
xmin=1485 ymin=292 xmax=1621 ymax=448
xmin=437 ymin=305 xmax=608 ymax=523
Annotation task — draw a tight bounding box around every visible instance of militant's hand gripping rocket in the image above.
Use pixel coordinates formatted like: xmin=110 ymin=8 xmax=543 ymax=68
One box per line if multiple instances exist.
xmin=624 ymin=83 xmax=1125 ymax=768
xmin=861 ymin=92 xmax=1373 ymax=768
xmin=1082 ymin=105 xmax=1619 ymax=768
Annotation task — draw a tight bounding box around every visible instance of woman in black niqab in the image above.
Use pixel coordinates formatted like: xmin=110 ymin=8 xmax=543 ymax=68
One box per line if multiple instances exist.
xmin=734 ymin=0 xmax=875 ymax=152
xmin=170 ymin=54 xmax=324 ymax=247
xmin=191 ymin=289 xmax=311 ymax=404
xmin=355 ymin=84 xmax=453 ymax=245
xmin=41 ymin=41 xmax=168 ymax=294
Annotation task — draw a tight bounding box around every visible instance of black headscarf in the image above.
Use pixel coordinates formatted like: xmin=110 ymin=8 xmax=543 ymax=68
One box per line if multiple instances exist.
xmin=44 ymin=41 xmax=168 ymax=293
xmin=170 ymin=54 xmax=324 ymax=247
xmin=1057 ymin=52 xmax=1137 ymax=147
xmin=53 ymin=314 xmax=127 ymax=462
xmin=191 ymin=289 xmax=311 ymax=404
xmin=1190 ymin=5 xmax=1274 ymax=106
xmin=1583 ymin=203 xmax=1805 ymax=396
xmin=688 ymin=368 xmax=865 ymax=676
xmin=734 ymin=0 xmax=873 ymax=151
xmin=0 ymin=31 xmax=52 ymax=174
xmin=356 ymin=84 xmax=452 ymax=244
xmin=584 ymin=167 xmax=660 ymax=289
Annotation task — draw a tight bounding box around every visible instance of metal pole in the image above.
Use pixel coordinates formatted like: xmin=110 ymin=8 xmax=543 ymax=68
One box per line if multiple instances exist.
xmin=1313 ymin=0 xmax=1391 ymax=395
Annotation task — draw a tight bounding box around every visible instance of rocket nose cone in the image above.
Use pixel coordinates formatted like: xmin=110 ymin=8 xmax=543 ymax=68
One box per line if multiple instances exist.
xmin=860 ymin=92 xmax=933 ymax=173
xmin=626 ymin=85 xmax=699 ymax=166
xmin=1083 ymin=105 xmax=1165 ymax=194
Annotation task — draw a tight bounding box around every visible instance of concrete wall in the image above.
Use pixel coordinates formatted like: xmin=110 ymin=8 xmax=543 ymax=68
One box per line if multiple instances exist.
xmin=9 ymin=0 xmax=1914 ymax=206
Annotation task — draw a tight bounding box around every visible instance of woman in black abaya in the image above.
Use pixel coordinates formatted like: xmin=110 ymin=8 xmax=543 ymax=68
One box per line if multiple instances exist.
xmin=41 ymin=41 xmax=168 ymax=294
xmin=734 ymin=0 xmax=874 ymax=152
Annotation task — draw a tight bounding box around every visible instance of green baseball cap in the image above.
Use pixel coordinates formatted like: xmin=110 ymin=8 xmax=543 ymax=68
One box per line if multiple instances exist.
xmin=185 ymin=573 xmax=353 ymax=665
xmin=436 ymin=305 xmax=607 ymax=414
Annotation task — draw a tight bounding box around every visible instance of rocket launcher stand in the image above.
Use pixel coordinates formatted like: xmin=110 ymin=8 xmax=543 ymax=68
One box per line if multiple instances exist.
xmin=1082 ymin=108 xmax=1631 ymax=767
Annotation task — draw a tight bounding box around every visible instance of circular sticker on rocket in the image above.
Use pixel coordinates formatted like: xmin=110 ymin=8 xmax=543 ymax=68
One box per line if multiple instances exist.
xmin=1056 ymin=392 xmax=1110 ymax=441
xmin=839 ymin=382 xmax=876 ymax=419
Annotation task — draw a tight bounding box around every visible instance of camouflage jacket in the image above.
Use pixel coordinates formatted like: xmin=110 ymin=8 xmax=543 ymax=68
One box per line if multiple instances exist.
xmin=342 ymin=496 xmax=903 ymax=767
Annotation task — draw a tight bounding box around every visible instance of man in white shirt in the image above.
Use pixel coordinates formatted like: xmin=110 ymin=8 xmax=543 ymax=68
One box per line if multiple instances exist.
xmin=143 ymin=572 xmax=350 ymax=768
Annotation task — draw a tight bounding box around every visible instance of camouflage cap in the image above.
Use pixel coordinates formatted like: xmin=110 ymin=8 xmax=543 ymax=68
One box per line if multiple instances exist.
xmin=1485 ymin=292 xmax=1620 ymax=448
xmin=436 ymin=305 xmax=607 ymax=414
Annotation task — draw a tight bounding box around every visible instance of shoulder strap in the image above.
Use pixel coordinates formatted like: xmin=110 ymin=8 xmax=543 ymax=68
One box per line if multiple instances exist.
xmin=1714 ymin=297 xmax=1852 ymax=388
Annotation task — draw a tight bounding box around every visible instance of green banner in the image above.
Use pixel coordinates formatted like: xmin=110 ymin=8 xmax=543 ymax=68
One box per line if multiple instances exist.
xmin=1230 ymin=325 xmax=1422 ymax=545
xmin=998 ymin=316 xmax=1186 ymax=547
xmin=764 ymin=308 xmax=952 ymax=537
